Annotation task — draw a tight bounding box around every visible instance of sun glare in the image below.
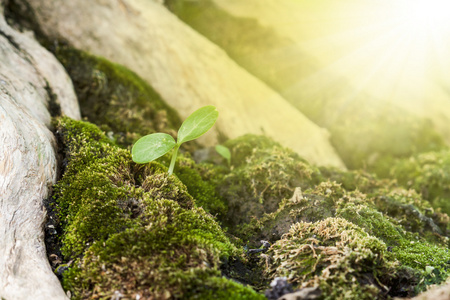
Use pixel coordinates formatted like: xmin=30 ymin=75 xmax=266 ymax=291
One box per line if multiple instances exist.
xmin=281 ymin=0 xmax=450 ymax=115
xmin=402 ymin=0 xmax=450 ymax=29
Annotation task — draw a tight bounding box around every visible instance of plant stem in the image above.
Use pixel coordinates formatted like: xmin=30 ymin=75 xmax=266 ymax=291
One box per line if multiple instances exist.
xmin=168 ymin=144 xmax=180 ymax=175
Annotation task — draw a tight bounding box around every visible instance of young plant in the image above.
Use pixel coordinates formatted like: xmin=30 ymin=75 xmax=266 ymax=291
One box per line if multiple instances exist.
xmin=215 ymin=144 xmax=231 ymax=166
xmin=132 ymin=105 xmax=219 ymax=175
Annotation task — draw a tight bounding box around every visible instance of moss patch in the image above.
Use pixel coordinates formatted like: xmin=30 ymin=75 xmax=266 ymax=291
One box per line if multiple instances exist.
xmin=218 ymin=135 xmax=321 ymax=231
xmin=213 ymin=135 xmax=450 ymax=297
xmin=268 ymin=218 xmax=394 ymax=300
xmin=174 ymin=155 xmax=228 ymax=219
xmin=54 ymin=117 xmax=263 ymax=299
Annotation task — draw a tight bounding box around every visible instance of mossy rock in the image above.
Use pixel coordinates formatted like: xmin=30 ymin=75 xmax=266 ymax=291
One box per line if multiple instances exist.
xmin=53 ymin=117 xmax=264 ymax=299
xmin=52 ymin=46 xmax=182 ymax=147
xmin=213 ymin=135 xmax=450 ymax=297
xmin=218 ymin=135 xmax=321 ymax=231
xmin=174 ymin=155 xmax=229 ymax=219
xmin=165 ymin=0 xmax=314 ymax=97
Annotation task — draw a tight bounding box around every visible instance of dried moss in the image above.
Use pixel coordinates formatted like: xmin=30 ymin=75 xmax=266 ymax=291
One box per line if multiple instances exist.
xmin=54 ymin=117 xmax=263 ymax=299
xmin=268 ymin=218 xmax=394 ymax=300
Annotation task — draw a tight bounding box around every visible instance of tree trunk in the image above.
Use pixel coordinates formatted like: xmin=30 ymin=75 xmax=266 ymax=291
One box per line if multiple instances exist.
xmin=0 ymin=1 xmax=80 ymax=298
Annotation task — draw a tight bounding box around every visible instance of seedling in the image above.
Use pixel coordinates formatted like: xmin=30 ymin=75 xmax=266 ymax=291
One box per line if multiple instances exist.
xmin=215 ymin=145 xmax=231 ymax=166
xmin=132 ymin=105 xmax=219 ymax=175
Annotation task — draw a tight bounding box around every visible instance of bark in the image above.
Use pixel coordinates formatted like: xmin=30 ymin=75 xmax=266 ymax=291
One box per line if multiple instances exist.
xmin=18 ymin=0 xmax=345 ymax=168
xmin=0 ymin=2 xmax=80 ymax=298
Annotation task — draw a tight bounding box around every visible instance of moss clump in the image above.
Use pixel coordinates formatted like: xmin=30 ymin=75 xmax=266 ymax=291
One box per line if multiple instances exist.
xmin=219 ymin=135 xmax=321 ymax=230
xmin=373 ymin=189 xmax=448 ymax=239
xmin=54 ymin=117 xmax=263 ymax=299
xmin=319 ymin=166 xmax=394 ymax=195
xmin=218 ymin=150 xmax=450 ymax=297
xmin=52 ymin=46 xmax=181 ymax=147
xmin=268 ymin=218 xmax=394 ymax=300
xmin=174 ymin=155 xmax=228 ymax=219
xmin=52 ymin=119 xmax=450 ymax=298
xmin=389 ymin=150 xmax=450 ymax=216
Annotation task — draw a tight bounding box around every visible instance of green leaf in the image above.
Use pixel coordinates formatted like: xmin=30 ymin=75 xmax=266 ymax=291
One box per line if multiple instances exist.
xmin=215 ymin=145 xmax=231 ymax=163
xmin=177 ymin=105 xmax=219 ymax=144
xmin=425 ymin=266 xmax=435 ymax=275
xmin=132 ymin=133 xmax=176 ymax=163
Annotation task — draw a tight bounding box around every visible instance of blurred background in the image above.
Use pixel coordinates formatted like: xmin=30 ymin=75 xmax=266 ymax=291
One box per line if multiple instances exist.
xmin=165 ymin=0 xmax=450 ymax=174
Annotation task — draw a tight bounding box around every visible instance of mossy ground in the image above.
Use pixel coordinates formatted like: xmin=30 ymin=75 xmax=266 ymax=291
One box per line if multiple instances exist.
xmin=54 ymin=117 xmax=264 ymax=299
xmin=53 ymin=116 xmax=450 ymax=299
xmin=214 ymin=134 xmax=450 ymax=298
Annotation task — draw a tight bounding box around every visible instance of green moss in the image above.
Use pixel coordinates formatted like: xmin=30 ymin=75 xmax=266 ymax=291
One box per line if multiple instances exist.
xmin=224 ymin=134 xmax=291 ymax=167
xmin=175 ymin=155 xmax=228 ymax=218
xmin=52 ymin=118 xmax=450 ymax=298
xmin=373 ymin=189 xmax=448 ymax=240
xmin=218 ymin=135 xmax=321 ymax=232
xmin=319 ymin=166 xmax=394 ymax=195
xmin=337 ymin=203 xmax=403 ymax=245
xmin=54 ymin=117 xmax=262 ymax=299
xmin=52 ymin=46 xmax=181 ymax=147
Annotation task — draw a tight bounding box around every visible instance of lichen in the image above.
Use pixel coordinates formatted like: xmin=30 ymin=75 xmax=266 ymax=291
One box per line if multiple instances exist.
xmin=54 ymin=117 xmax=263 ymax=299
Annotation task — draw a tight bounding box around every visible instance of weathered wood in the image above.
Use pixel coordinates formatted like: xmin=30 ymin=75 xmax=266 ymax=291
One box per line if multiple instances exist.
xmin=0 ymin=4 xmax=79 ymax=298
xmin=19 ymin=0 xmax=345 ymax=168
xmin=408 ymin=279 xmax=450 ymax=300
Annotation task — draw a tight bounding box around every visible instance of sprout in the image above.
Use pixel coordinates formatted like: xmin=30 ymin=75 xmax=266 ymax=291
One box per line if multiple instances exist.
xmin=132 ymin=105 xmax=219 ymax=175
xmin=215 ymin=145 xmax=231 ymax=166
